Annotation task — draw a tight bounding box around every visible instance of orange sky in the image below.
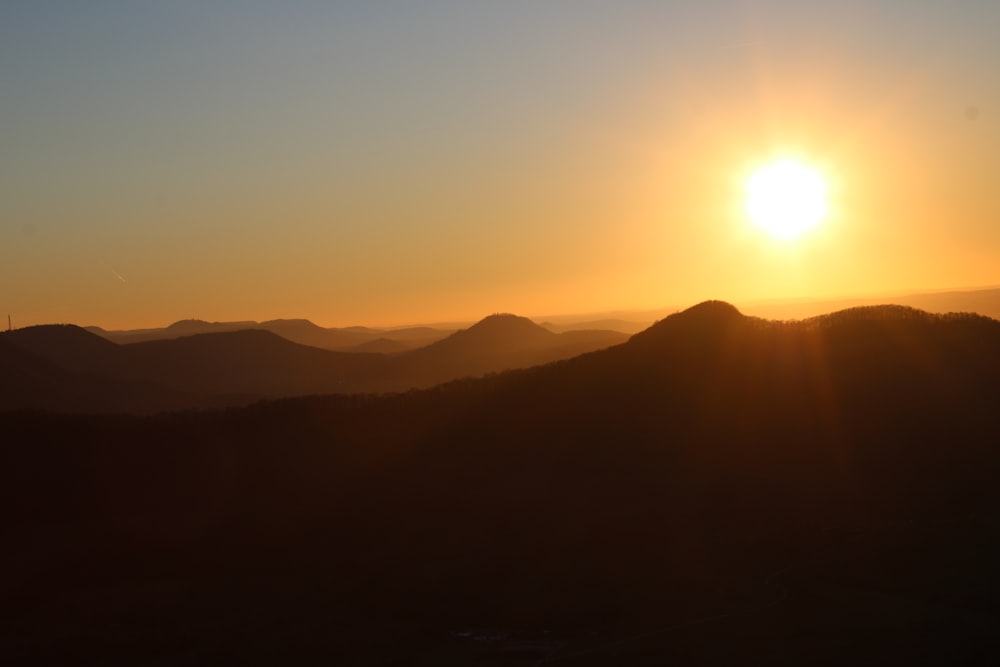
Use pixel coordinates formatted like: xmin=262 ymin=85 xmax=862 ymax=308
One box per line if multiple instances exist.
xmin=3 ymin=2 xmax=999 ymax=329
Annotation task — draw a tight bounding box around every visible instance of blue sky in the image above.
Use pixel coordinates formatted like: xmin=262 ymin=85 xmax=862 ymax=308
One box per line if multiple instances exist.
xmin=3 ymin=1 xmax=998 ymax=327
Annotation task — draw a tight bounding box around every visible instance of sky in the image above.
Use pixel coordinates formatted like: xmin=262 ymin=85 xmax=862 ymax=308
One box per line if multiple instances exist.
xmin=3 ymin=1 xmax=999 ymax=328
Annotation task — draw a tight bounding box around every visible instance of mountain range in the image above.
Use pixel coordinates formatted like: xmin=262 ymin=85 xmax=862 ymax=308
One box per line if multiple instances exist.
xmin=1 ymin=313 xmax=627 ymax=412
xmin=3 ymin=301 xmax=1000 ymax=664
xmin=85 ymin=317 xmax=455 ymax=352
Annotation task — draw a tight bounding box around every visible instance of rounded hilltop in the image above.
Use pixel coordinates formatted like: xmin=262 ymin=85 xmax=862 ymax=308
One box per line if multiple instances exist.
xmin=674 ymin=300 xmax=745 ymax=321
xmin=618 ymin=300 xmax=764 ymax=358
xmin=438 ymin=313 xmax=555 ymax=349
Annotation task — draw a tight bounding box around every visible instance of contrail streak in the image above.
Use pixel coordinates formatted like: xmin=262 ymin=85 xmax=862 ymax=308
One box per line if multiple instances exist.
xmin=101 ymin=260 xmax=127 ymax=283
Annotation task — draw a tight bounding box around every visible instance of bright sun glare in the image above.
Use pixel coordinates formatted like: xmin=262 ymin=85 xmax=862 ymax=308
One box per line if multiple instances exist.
xmin=745 ymin=159 xmax=828 ymax=240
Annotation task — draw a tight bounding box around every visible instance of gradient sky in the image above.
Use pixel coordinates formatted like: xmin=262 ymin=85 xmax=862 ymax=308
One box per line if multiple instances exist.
xmin=3 ymin=1 xmax=999 ymax=328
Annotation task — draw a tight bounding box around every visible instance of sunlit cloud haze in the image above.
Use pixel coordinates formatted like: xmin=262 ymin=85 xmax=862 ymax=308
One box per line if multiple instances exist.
xmin=3 ymin=1 xmax=998 ymax=328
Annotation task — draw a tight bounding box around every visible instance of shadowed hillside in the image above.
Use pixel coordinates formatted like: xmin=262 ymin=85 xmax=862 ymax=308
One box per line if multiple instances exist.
xmin=3 ymin=301 xmax=1000 ymax=664
xmin=3 ymin=325 xmax=385 ymax=400
xmin=0 ymin=334 xmax=245 ymax=414
xmin=345 ymin=337 xmax=411 ymax=354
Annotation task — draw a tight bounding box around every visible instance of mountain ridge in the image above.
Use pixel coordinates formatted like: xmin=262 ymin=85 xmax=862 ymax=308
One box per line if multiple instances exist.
xmin=1 ymin=311 xmax=630 ymax=411
xmin=3 ymin=299 xmax=1000 ymax=662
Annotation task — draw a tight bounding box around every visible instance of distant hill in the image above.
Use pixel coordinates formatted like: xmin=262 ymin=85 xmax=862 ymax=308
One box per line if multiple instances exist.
xmin=2 ymin=314 xmax=628 ymax=411
xmin=0 ymin=334 xmax=234 ymax=414
xmin=88 ymin=318 xmax=454 ymax=351
xmin=740 ymin=286 xmax=1000 ymax=321
xmin=529 ymin=286 xmax=1000 ymax=333
xmin=420 ymin=313 xmax=558 ymax=361
xmin=166 ymin=318 xmax=259 ymax=335
xmin=3 ymin=301 xmax=1000 ymax=663
xmin=5 ymin=323 xmax=121 ymax=369
xmin=365 ymin=313 xmax=629 ymax=391
xmin=3 ymin=325 xmax=385 ymax=400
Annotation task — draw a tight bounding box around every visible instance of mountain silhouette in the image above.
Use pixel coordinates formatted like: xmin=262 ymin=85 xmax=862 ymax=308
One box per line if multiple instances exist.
xmin=4 ymin=325 xmax=384 ymax=399
xmin=5 ymin=323 xmax=121 ymax=367
xmin=743 ymin=285 xmax=1000 ymax=321
xmin=165 ymin=318 xmax=258 ymax=335
xmin=0 ymin=334 xmax=229 ymax=413
xmin=5 ymin=301 xmax=1000 ymax=664
xmin=626 ymin=299 xmax=750 ymax=353
xmin=89 ymin=317 xmax=454 ymax=351
xmin=363 ymin=313 xmax=628 ymax=391
xmin=2 ymin=314 xmax=628 ymax=410
xmin=439 ymin=312 xmax=556 ymax=347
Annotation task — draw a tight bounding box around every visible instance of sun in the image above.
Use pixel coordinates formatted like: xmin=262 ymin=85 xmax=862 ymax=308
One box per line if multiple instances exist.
xmin=745 ymin=159 xmax=828 ymax=240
